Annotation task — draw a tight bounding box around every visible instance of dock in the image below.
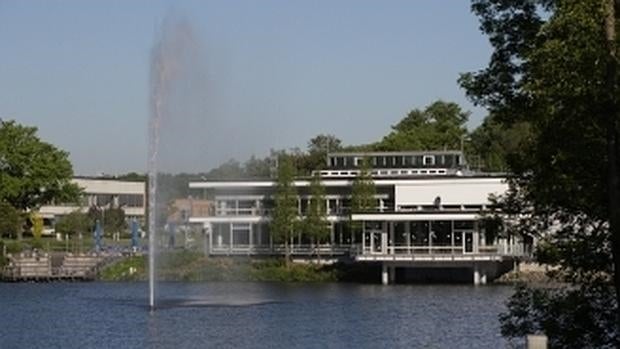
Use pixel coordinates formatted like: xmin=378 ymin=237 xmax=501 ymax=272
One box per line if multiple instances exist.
xmin=1 ymin=252 xmax=108 ymax=282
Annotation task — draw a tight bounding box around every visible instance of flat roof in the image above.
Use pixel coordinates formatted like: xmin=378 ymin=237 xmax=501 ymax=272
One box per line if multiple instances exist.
xmin=327 ymin=150 xmax=463 ymax=157
xmin=189 ymin=175 xmax=507 ymax=189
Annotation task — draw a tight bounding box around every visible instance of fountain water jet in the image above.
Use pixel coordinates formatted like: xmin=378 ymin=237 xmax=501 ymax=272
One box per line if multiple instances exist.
xmin=148 ymin=15 xmax=203 ymax=310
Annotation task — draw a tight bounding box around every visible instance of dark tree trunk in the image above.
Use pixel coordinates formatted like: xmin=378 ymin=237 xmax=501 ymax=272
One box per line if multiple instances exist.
xmin=604 ymin=0 xmax=620 ymax=335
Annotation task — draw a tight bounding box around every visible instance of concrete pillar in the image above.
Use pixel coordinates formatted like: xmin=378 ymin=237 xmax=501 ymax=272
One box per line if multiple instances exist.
xmin=229 ymin=223 xmax=233 ymax=254
xmin=205 ymin=223 xmax=212 ymax=255
xmin=381 ymin=263 xmax=389 ymax=285
xmin=389 ymin=266 xmax=396 ymax=284
xmin=257 ymin=223 xmax=262 ymax=248
xmin=388 ymin=221 xmax=395 ymax=254
xmin=473 ymin=264 xmax=487 ymax=285
xmin=405 ymin=222 xmax=411 ymax=254
xmin=527 ymin=335 xmax=548 ymax=349
xmin=248 ymin=223 xmax=253 ymax=252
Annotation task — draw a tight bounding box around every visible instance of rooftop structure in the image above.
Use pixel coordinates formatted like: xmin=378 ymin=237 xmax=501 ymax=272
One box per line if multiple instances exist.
xmin=318 ymin=150 xmax=467 ymax=178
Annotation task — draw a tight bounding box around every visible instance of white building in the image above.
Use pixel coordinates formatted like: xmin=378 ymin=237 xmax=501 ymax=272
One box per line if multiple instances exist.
xmin=38 ymin=178 xmax=146 ymax=233
xmin=188 ymin=151 xmax=529 ymax=285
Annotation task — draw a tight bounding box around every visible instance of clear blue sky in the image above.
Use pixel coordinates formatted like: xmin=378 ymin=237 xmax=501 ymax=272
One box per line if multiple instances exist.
xmin=0 ymin=0 xmax=491 ymax=175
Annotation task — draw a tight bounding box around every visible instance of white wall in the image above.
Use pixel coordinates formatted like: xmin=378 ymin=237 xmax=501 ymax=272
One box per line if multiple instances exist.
xmin=394 ymin=178 xmax=507 ymax=207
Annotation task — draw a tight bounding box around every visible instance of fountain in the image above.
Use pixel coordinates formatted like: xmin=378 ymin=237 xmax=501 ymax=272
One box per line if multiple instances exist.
xmin=148 ymin=15 xmax=204 ymax=310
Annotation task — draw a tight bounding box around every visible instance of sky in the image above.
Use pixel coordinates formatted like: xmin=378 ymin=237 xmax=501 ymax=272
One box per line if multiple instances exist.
xmin=0 ymin=1 xmax=492 ymax=175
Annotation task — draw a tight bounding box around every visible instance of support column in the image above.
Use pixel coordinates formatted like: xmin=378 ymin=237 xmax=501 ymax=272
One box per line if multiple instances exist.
xmin=205 ymin=222 xmax=212 ymax=255
xmin=257 ymin=223 xmax=262 ymax=249
xmin=382 ymin=263 xmax=389 ymax=285
xmin=389 ymin=221 xmax=395 ymax=254
xmin=405 ymin=222 xmax=411 ymax=254
xmin=229 ymin=223 xmax=233 ymax=254
xmin=389 ymin=266 xmax=396 ymax=284
xmin=248 ymin=223 xmax=253 ymax=253
xmin=473 ymin=264 xmax=487 ymax=285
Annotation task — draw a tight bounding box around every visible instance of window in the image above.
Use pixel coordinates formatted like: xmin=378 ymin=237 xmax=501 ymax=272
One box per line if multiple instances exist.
xmin=118 ymin=194 xmax=144 ymax=207
xmin=95 ymin=194 xmax=114 ymax=207
xmin=330 ymin=157 xmax=336 ymax=167
xmin=232 ymin=223 xmax=250 ymax=246
xmin=336 ymin=157 xmax=345 ymax=167
xmin=423 ymin=155 xmax=435 ymax=166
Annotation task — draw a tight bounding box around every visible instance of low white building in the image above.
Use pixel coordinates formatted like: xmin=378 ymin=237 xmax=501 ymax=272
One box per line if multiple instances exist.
xmin=38 ymin=178 xmax=146 ymax=233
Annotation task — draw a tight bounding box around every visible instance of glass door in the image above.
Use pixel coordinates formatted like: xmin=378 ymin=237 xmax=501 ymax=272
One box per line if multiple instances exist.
xmin=463 ymin=231 xmax=474 ymax=253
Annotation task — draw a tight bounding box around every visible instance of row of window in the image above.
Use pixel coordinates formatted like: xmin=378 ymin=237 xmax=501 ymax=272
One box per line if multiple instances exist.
xmin=318 ymin=168 xmax=449 ymax=178
xmin=328 ymin=154 xmax=462 ymax=169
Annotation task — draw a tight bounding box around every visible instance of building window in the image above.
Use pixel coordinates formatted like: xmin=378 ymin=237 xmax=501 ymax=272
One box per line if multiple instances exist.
xmin=95 ymin=194 xmax=114 ymax=207
xmin=232 ymin=223 xmax=250 ymax=246
xmin=423 ymin=155 xmax=435 ymax=166
xmin=118 ymin=194 xmax=144 ymax=207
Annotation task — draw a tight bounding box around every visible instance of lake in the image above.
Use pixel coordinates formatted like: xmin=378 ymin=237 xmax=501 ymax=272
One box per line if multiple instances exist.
xmin=0 ymin=282 xmax=514 ymax=348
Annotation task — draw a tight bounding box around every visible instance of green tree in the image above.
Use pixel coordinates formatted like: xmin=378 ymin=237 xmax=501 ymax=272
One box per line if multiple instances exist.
xmin=350 ymin=158 xmax=376 ymax=237
xmin=0 ymin=201 xmax=21 ymax=239
xmin=461 ymin=0 xmax=620 ymax=345
xmin=55 ymin=210 xmax=92 ymax=237
xmin=103 ymin=207 xmax=126 ymax=238
xmin=31 ymin=212 xmax=43 ymax=240
xmin=304 ymin=134 xmax=342 ymax=173
xmin=243 ymin=155 xmax=272 ymax=178
xmin=375 ymin=100 xmax=469 ymax=151
xmin=0 ymin=120 xmax=80 ymax=215
xmin=302 ymin=172 xmax=330 ymax=262
xmin=468 ymin=116 xmax=532 ymax=172
xmin=269 ymin=154 xmax=298 ymax=267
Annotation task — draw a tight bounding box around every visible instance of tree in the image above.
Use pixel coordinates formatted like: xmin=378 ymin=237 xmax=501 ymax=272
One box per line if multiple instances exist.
xmin=243 ymin=155 xmax=272 ymax=178
xmin=103 ymin=207 xmax=126 ymax=238
xmin=302 ymin=172 xmax=330 ymax=262
xmin=55 ymin=210 xmax=92 ymax=237
xmin=87 ymin=206 xmax=126 ymax=238
xmin=31 ymin=212 xmax=43 ymax=240
xmin=269 ymin=153 xmax=298 ymax=267
xmin=0 ymin=201 xmax=21 ymax=239
xmin=375 ymin=100 xmax=469 ymax=151
xmin=461 ymin=0 xmax=620 ymax=345
xmin=298 ymin=134 xmax=343 ymax=174
xmin=468 ymin=116 xmax=532 ymax=172
xmin=0 ymin=120 xmax=81 ymax=213
xmin=350 ymin=158 xmax=376 ymax=238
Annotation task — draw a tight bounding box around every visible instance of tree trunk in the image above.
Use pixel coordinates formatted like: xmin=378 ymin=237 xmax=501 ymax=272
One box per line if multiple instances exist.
xmin=285 ymin=235 xmax=291 ymax=269
xmin=604 ymin=0 xmax=620 ymax=334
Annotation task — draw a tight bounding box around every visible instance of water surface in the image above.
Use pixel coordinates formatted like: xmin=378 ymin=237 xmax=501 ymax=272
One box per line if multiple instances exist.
xmin=0 ymin=282 xmax=513 ymax=348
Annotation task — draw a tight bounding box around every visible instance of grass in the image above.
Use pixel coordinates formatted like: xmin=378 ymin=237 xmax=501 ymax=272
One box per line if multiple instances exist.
xmin=99 ymin=255 xmax=147 ymax=281
xmin=98 ymin=251 xmax=342 ymax=282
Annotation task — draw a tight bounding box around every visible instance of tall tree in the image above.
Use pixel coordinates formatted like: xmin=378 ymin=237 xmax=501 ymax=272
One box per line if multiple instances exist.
xmin=461 ymin=0 xmax=620 ymax=345
xmin=376 ymin=100 xmax=469 ymax=151
xmin=303 ymin=134 xmax=343 ymax=174
xmin=0 ymin=120 xmax=80 ymax=212
xmin=55 ymin=210 xmax=92 ymax=237
xmin=0 ymin=201 xmax=21 ymax=239
xmin=350 ymin=158 xmax=376 ymax=238
xmin=468 ymin=116 xmax=532 ymax=172
xmin=269 ymin=153 xmax=298 ymax=267
xmin=103 ymin=207 xmax=126 ymax=238
xmin=302 ymin=172 xmax=330 ymax=262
